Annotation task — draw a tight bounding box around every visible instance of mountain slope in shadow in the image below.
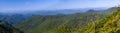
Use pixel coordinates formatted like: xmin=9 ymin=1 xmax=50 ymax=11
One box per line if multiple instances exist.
xmin=0 ymin=21 xmax=23 ymax=33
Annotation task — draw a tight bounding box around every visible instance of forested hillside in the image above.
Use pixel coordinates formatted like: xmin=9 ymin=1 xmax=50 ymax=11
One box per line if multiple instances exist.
xmin=14 ymin=7 xmax=116 ymax=33
xmin=0 ymin=0 xmax=119 ymax=33
xmin=42 ymin=7 xmax=119 ymax=33
xmin=74 ymin=7 xmax=120 ymax=33
xmin=0 ymin=21 xmax=23 ymax=33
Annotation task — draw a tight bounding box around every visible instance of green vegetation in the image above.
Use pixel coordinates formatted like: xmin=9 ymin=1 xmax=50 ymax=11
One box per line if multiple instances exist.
xmin=14 ymin=7 xmax=118 ymax=33
xmin=0 ymin=21 xmax=22 ymax=33
xmin=14 ymin=11 xmax=107 ymax=33
xmin=75 ymin=7 xmax=120 ymax=33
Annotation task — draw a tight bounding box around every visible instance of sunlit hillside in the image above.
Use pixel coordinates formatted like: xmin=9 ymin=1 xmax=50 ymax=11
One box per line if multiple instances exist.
xmin=0 ymin=0 xmax=119 ymax=33
xmin=14 ymin=7 xmax=118 ymax=33
xmin=75 ymin=7 xmax=120 ymax=33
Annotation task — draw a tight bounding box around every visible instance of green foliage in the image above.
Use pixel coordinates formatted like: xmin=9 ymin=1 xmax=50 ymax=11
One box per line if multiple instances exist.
xmin=0 ymin=21 xmax=22 ymax=33
xmin=15 ymin=11 xmax=105 ymax=33
xmin=75 ymin=7 xmax=120 ymax=33
xmin=14 ymin=7 xmax=117 ymax=33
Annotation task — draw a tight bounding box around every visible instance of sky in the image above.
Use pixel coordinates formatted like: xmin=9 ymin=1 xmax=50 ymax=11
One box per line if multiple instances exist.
xmin=0 ymin=0 xmax=120 ymax=12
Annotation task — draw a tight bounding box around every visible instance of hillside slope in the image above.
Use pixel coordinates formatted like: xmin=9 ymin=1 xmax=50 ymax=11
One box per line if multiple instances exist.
xmin=14 ymin=7 xmax=116 ymax=33
xmin=74 ymin=7 xmax=120 ymax=33
xmin=42 ymin=7 xmax=120 ymax=33
xmin=0 ymin=21 xmax=23 ymax=33
xmin=15 ymin=11 xmax=108 ymax=33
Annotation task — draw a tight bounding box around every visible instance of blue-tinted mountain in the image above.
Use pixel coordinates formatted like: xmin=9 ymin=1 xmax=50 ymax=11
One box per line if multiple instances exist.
xmin=0 ymin=14 xmax=33 ymax=25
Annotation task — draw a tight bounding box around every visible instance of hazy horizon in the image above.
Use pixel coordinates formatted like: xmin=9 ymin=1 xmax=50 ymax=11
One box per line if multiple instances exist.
xmin=0 ymin=0 xmax=120 ymax=12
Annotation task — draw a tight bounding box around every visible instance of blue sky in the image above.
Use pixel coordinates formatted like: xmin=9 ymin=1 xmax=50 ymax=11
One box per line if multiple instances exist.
xmin=0 ymin=0 xmax=120 ymax=12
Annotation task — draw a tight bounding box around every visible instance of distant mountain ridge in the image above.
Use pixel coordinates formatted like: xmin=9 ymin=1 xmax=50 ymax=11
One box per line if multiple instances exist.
xmin=0 ymin=14 xmax=33 ymax=25
xmin=14 ymin=7 xmax=115 ymax=33
xmin=0 ymin=7 xmax=114 ymax=25
xmin=0 ymin=7 xmax=107 ymax=15
xmin=26 ymin=8 xmax=107 ymax=15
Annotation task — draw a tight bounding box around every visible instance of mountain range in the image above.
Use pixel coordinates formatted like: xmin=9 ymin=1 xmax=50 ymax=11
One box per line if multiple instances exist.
xmin=0 ymin=8 xmax=108 ymax=25
xmin=0 ymin=7 xmax=118 ymax=33
xmin=14 ymin=7 xmax=117 ymax=33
